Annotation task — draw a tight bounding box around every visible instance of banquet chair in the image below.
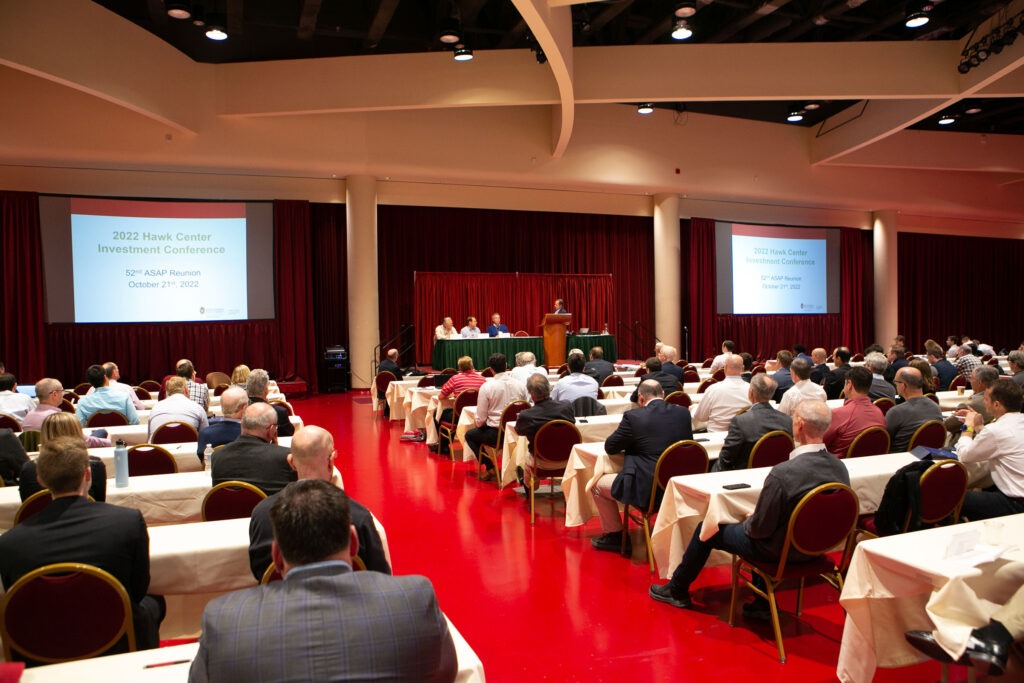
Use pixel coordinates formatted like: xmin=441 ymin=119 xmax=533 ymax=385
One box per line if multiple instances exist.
xmin=73 ymin=383 xmax=91 ymax=395
xmin=675 ymin=360 xmax=688 ymax=368
xmin=601 ymin=374 xmax=624 ymax=387
xmin=729 ymin=483 xmax=859 ymax=663
xmin=858 ymin=459 xmax=968 ymax=537
xmin=524 ymin=420 xmax=581 ymax=525
xmin=623 ymin=440 xmax=709 ymax=572
xmin=86 ymin=411 xmax=129 ymax=428
xmin=845 ymin=427 xmax=890 ymax=459
xmin=202 ymin=481 xmax=268 ymax=521
xmin=478 ymin=400 xmax=530 ymax=478
xmin=14 ymin=489 xmax=53 ymax=525
xmin=205 ymin=371 xmax=230 ymax=389
xmin=261 ymin=554 xmax=365 ymax=585
xmin=62 ymin=390 xmax=79 ymax=404
xmin=555 ymin=364 xmax=569 ymax=376
xmin=851 ymin=353 xmax=864 ymax=362
xmin=481 ymin=367 xmax=495 ymax=378
xmin=596 ymin=388 xmax=604 ymax=400
xmin=0 ymin=413 xmax=22 ymax=430
xmin=151 ymin=421 xmax=199 ymax=444
xmin=908 ymin=420 xmax=946 ymax=450
xmin=440 ymin=367 xmax=457 ymax=375
xmin=986 ymin=357 xmax=1000 ymax=366
xmin=924 ymin=392 xmax=939 ymax=405
xmin=872 ymin=397 xmax=896 ymax=415
xmin=747 ymin=430 xmax=795 ymax=469
xmin=417 ymin=375 xmax=436 ymax=388
xmin=17 ymin=430 xmax=41 ymax=453
xmin=665 ymin=391 xmax=692 ymax=408
xmin=712 ymin=369 xmax=726 ymax=382
xmin=269 ymin=399 xmax=295 ymax=416
xmin=139 ymin=380 xmax=161 ymax=393
xmin=701 ymin=358 xmax=714 ymax=368
xmin=948 ymin=375 xmax=968 ymax=391
xmin=131 ymin=385 xmax=151 ymax=402
xmin=59 ymin=398 xmax=76 ymax=413
xmin=438 ymin=389 xmax=479 ymax=462
xmin=0 ymin=562 xmax=135 ymax=665
xmin=634 ymin=367 xmax=648 ymax=377
xmin=213 ymin=383 xmax=231 ymax=396
xmin=751 ymin=365 xmax=767 ymax=376
xmin=514 ymin=330 xmax=529 ymax=337
xmin=373 ymin=371 xmax=398 ymax=418
xmin=127 ymin=444 xmax=178 ymax=476
xmin=572 ymin=396 xmax=606 ymax=417
xmin=683 ymin=369 xmax=700 ymax=383
xmin=697 ymin=378 xmax=717 ymax=394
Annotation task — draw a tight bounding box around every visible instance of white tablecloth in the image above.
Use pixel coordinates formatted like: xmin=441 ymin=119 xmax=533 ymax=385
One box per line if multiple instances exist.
xmin=837 ymin=514 xmax=1024 ymax=683
xmin=92 ymin=415 xmax=303 ymax=446
xmin=28 ymin=441 xmax=206 ymax=479
xmin=498 ymin=413 xmax=626 ymax=488
xmin=402 ymin=387 xmax=440 ymax=432
xmin=649 ymin=452 xmax=921 ymax=579
xmin=384 ymin=378 xmax=421 ymax=421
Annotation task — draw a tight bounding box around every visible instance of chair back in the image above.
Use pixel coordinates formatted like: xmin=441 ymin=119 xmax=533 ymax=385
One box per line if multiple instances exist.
xmin=675 ymin=360 xmax=688 ymax=368
xmin=62 ymin=390 xmax=79 ymax=404
xmin=205 ymin=371 xmax=231 ymax=389
xmin=514 ymin=330 xmax=529 ymax=337
xmin=873 ymin=397 xmax=895 ymax=415
xmin=86 ymin=411 xmax=129 ymax=427
xmin=701 ymin=358 xmax=714 ymax=368
xmin=269 ymin=399 xmax=295 ymax=416
xmin=683 ymin=369 xmax=700 ymax=383
xmin=202 ymin=481 xmax=268 ymax=521
xmin=494 ymin=400 xmax=531 ymax=449
xmin=481 ymin=367 xmax=495 ymax=378
xmin=131 ymin=386 xmax=150 ymax=402
xmin=417 ymin=375 xmax=436 ymax=388
xmin=59 ymin=398 xmax=76 ymax=413
xmin=14 ymin=489 xmax=53 ymax=525
xmin=127 ymin=444 xmax=178 ymax=476
xmin=139 ymin=380 xmax=161 ymax=393
xmin=948 ymin=375 xmax=967 ymax=390
xmin=0 ymin=563 xmax=135 ymax=664
xmin=374 ymin=371 xmax=397 ymax=394
xmin=17 ymin=430 xmax=41 ymax=452
xmin=751 ymin=365 xmax=767 ymax=376
xmin=151 ymin=421 xmax=199 ymax=444
xmin=845 ymin=426 xmax=890 ymax=458
xmin=260 ymin=563 xmax=282 ymax=585
xmin=73 ymin=383 xmax=91 ymax=396
xmin=748 ymin=430 xmax=795 ymax=469
xmin=924 ymin=392 xmax=939 ymax=405
xmin=647 ymin=440 xmax=709 ymax=513
xmin=601 ymin=374 xmax=624 ymax=387
xmin=452 ymin=389 xmax=479 ymax=418
xmin=555 ymin=364 xmax=568 ymax=376
xmin=532 ymin=420 xmax=582 ymax=475
xmin=213 ymin=384 xmax=230 ymax=396
xmin=440 ymin=367 xmax=457 ymax=375
xmin=908 ymin=420 xmax=945 ymax=450
xmin=712 ymin=369 xmax=726 ymax=381
xmin=697 ymin=378 xmax=717 ymax=394
xmin=986 ymin=357 xmax=1000 ymax=366
xmin=776 ymin=483 xmax=859 ymax=577
xmin=665 ymin=391 xmax=692 ymax=408
xmin=851 ymin=353 xmax=864 ymax=362
xmin=918 ymin=459 xmax=969 ymax=525
xmin=571 ymin=396 xmax=607 ymax=417
xmin=634 ymin=367 xmax=648 ymax=377
xmin=0 ymin=413 xmax=22 ymax=430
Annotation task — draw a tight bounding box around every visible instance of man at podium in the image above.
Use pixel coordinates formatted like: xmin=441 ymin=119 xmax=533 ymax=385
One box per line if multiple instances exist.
xmin=553 ymin=299 xmax=568 ymax=314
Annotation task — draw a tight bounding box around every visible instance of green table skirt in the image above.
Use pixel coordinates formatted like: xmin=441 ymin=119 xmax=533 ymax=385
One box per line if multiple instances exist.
xmin=430 ymin=334 xmax=616 ymax=370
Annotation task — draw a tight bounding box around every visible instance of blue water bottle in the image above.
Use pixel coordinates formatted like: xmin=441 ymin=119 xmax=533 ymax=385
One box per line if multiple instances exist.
xmin=114 ymin=439 xmax=129 ymax=488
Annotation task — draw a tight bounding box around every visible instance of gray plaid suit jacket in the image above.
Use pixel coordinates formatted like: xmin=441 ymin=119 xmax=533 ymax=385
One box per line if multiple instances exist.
xmin=189 ymin=562 xmax=457 ymax=683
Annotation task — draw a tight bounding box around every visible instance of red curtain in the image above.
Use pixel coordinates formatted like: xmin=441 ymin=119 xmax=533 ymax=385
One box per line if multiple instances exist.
xmin=898 ymin=232 xmax=1023 ymax=352
xmin=273 ymin=200 xmax=317 ymax=382
xmin=377 ymin=205 xmax=653 ymax=363
xmin=413 ymin=273 xmax=613 ymax=364
xmin=1 ymin=191 xmax=47 ymax=380
xmin=840 ymin=226 xmax=874 ymax=350
xmin=310 ymin=203 xmax=349 ymax=390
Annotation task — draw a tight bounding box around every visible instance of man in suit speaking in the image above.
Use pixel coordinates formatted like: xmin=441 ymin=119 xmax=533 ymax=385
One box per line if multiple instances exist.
xmin=190 ymin=479 xmax=457 ymax=683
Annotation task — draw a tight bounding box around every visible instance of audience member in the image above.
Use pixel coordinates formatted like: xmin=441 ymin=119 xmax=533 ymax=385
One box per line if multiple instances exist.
xmin=777 ymin=358 xmax=827 ymax=416
xmin=0 ymin=373 xmax=36 ymax=421
xmin=657 ymin=345 xmax=686 ymax=382
xmin=809 ymin=347 xmax=830 ymax=385
xmin=247 ymin=368 xmax=294 ymax=438
xmin=628 ymin=358 xmax=679 ymax=403
xmin=465 ymin=353 xmax=528 ymax=481
xmin=908 ymin=358 xmax=936 ymax=395
xmin=75 ymin=364 xmax=140 ymax=426
xmin=377 ymin=348 xmax=403 ymax=419
xmin=822 ymin=367 xmax=886 ymax=458
xmin=927 ymin=344 xmax=957 ymax=392
xmin=85 ymin=362 xmax=144 ymax=410
xmin=770 ymin=350 xmax=795 ymax=401
xmin=551 ymin=351 xmax=599 ymax=403
xmin=691 ymin=355 xmax=751 ymax=432
xmin=175 ymin=359 xmax=210 ymax=411
xmin=739 ymin=353 xmax=755 ymax=383
xmin=191 ymin=480 xmax=456 ymax=683
xmin=954 ymin=344 xmax=982 ymax=382
xmin=231 ymin=364 xmax=251 ymax=389
xmin=211 ymin=403 xmax=296 ymax=495
xmin=486 ymin=313 xmax=509 ymax=337
xmin=0 ymin=427 xmax=28 ymax=486
xmin=946 ymin=335 xmax=960 ymax=359
xmin=22 ymin=378 xmax=67 ymax=431
xmin=510 ymin=351 xmax=546 ymax=385
xmin=944 ymin=365 xmax=999 ymax=446
xmin=149 ymin=376 xmax=209 ymax=439
xmin=514 ymin=375 xmax=575 ymax=455
xmin=886 ymin=367 xmax=942 ymax=452
xmin=19 ymin=412 xmax=108 ymax=502
xmin=1007 ymin=350 xmax=1024 ymax=389
xmin=714 ymin=374 xmax=791 ymax=471
xmin=864 ymin=352 xmax=896 ymax=401
xmin=431 ymin=356 xmax=486 ymax=455
xmin=793 ymin=344 xmax=812 ymax=364
xmin=583 ymin=346 xmax=615 ymax=385
xmin=197 ymin=386 xmax=248 ymax=461
xmin=824 ymin=347 xmax=853 ymax=400
xmin=708 ymin=340 xmax=735 ymax=374
xmin=956 ymin=380 xmax=1024 ymax=521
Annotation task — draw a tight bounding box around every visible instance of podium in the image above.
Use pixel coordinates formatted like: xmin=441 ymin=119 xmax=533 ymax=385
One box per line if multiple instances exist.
xmin=540 ymin=314 xmax=572 ymax=368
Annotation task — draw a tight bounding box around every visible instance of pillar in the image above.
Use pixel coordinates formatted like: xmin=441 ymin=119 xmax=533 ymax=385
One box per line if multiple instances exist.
xmin=346 ymin=175 xmax=379 ymax=389
xmin=652 ymin=193 xmax=682 ymax=352
xmin=872 ymin=210 xmax=898 ymax=347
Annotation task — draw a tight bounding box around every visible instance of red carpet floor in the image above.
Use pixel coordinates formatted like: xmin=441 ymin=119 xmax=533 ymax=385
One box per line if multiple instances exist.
xmin=292 ymin=392 xmax=956 ymax=682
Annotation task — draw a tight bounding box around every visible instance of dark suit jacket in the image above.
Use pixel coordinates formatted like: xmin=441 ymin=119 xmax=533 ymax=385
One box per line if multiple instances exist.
xmin=514 ymin=399 xmax=575 ymax=452
xmin=823 ymin=363 xmax=851 ymax=400
xmin=377 ymin=360 xmax=402 ymax=385
xmin=716 ymin=402 xmax=794 ymax=471
xmin=810 ymin=363 xmax=830 ymax=385
xmin=248 ymin=395 xmax=295 ymax=437
xmin=583 ymin=359 xmax=615 ymax=385
xmin=553 ymin=307 xmax=568 ymax=314
xmin=196 ymin=418 xmax=242 ymax=460
xmin=629 ymin=371 xmax=680 ymax=402
xmin=606 ymin=399 xmax=693 ymax=509
xmin=0 ymin=496 xmax=156 ymax=649
xmin=211 ymin=434 xmax=296 ymax=495
xmin=19 ymin=457 xmax=108 ymax=502
xmin=0 ymin=428 xmax=28 ymax=485
xmin=660 ymin=362 xmax=685 ymax=382
xmin=189 ymin=564 xmax=457 ymax=683
xmin=772 ymin=368 xmax=794 ymax=402
xmin=933 ymin=358 xmax=957 ymax=391
xmin=868 ymin=376 xmax=897 ymax=401
xmin=248 ymin=491 xmax=391 ymax=580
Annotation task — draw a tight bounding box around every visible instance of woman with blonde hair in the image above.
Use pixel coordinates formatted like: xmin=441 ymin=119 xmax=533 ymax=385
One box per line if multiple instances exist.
xmin=41 ymin=411 xmax=111 ymax=448
xmin=20 ymin=411 xmax=108 ymax=501
xmin=231 ymin=364 xmax=251 ymax=388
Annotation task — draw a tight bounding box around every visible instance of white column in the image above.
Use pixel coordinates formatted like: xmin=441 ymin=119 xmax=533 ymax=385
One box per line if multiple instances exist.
xmin=872 ymin=210 xmax=898 ymax=347
xmin=346 ymin=175 xmax=379 ymax=389
xmin=652 ymin=193 xmax=682 ymax=348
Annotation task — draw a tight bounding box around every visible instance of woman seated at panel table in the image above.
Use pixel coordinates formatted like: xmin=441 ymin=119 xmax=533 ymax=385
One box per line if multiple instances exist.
xmin=461 ymin=316 xmax=482 ymax=339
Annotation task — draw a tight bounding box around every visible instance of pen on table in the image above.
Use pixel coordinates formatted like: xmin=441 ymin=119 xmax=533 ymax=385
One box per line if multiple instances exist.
xmin=144 ymin=659 xmax=191 ymax=669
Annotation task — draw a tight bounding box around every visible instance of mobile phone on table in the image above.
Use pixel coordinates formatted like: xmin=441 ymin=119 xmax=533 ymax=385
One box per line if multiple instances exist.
xmin=722 ymin=483 xmax=751 ymax=490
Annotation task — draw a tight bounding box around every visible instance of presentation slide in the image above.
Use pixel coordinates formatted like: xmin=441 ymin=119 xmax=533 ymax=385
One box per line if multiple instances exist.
xmin=39 ymin=197 xmax=275 ymax=324
xmin=731 ymin=224 xmax=827 ymax=314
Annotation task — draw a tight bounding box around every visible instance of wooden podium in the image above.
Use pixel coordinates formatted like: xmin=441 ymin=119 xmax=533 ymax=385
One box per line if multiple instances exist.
xmin=540 ymin=314 xmax=572 ymax=368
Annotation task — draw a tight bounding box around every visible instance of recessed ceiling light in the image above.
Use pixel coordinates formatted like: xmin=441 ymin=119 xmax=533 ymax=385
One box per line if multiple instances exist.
xmin=964 ymin=105 xmax=983 ymax=115
xmin=674 ymin=2 xmax=697 ymax=18
xmin=905 ymin=12 xmax=929 ymax=28
xmin=803 ymin=102 xmax=821 ymax=111
xmin=637 ymin=103 xmax=655 ymax=115
xmin=453 ymin=45 xmax=473 ymax=62
xmin=937 ymin=113 xmax=957 ymax=125
xmin=671 ymin=20 xmax=693 ymax=40
xmin=167 ymin=2 xmax=191 ymax=20
xmin=787 ymin=111 xmax=805 ymax=123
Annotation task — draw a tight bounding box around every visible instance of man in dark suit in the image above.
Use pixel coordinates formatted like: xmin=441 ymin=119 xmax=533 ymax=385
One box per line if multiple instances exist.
xmin=514 ymin=375 xmax=575 ymax=454
xmin=650 ymin=400 xmax=849 ymax=618
xmin=714 ymin=374 xmax=793 ymax=471
xmin=0 ymin=436 xmax=163 ymax=654
xmin=865 ymin=351 xmax=897 ymax=401
xmin=657 ymin=345 xmax=686 ymax=383
xmin=197 ymin=386 xmax=248 ymax=462
xmin=212 ymin=402 xmax=296 ymax=495
xmin=249 ymin=426 xmax=390 ymax=580
xmin=0 ymin=427 xmax=28 ymax=486
xmin=245 ymin=368 xmax=294 ymax=438
xmin=770 ymin=350 xmax=795 ymax=402
xmin=824 ymin=346 xmax=853 ymax=400
xmin=376 ymin=349 xmax=403 ymax=419
xmin=926 ymin=344 xmax=957 ymax=392
xmin=809 ymin=347 xmax=831 ymax=385
xmin=591 ymin=379 xmax=693 ymax=552
xmin=583 ymin=346 xmax=615 ymax=385
xmin=190 ymin=480 xmax=457 ymax=683
xmin=629 ymin=357 xmax=680 ymax=402
xmin=553 ymin=298 xmax=568 ymax=314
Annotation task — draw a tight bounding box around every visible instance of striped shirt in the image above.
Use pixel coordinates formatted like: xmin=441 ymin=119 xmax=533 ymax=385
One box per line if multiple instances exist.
xmin=439 ymin=371 xmax=486 ymax=399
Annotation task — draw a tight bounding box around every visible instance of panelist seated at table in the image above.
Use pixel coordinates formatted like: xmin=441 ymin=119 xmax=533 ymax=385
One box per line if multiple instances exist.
xmin=197 ymin=386 xmax=248 ymax=462
xmin=583 ymin=346 xmax=615 ymax=385
xmin=249 ymin=426 xmax=391 ymax=580
xmin=460 ymin=316 xmax=482 ymax=339
xmin=821 ymin=367 xmax=886 ymax=459
xmin=435 ymin=316 xmax=457 ymax=341
xmin=714 ymin=374 xmax=792 ymax=472
xmin=628 ymin=358 xmax=680 ymax=404
xmin=650 ymin=400 xmax=848 ymax=618
xmin=510 ymin=351 xmax=547 ymax=385
xmin=212 ymin=403 xmax=296 ymax=496
xmin=551 ymin=351 xmax=599 ymax=403
xmin=591 ymin=379 xmax=694 ymax=553
xmin=247 ymin=368 xmax=294 ymax=438
xmin=487 ymin=312 xmax=509 ymax=337
xmin=515 ymin=375 xmax=576 ymax=456
xmin=0 ymin=436 xmax=164 ymax=657
xmin=149 ymin=376 xmax=209 ymax=439
xmin=76 ymin=363 xmax=140 ymax=426
xmin=191 ymin=480 xmax=457 ymax=683
xmin=955 ymin=379 xmax=1024 ymax=521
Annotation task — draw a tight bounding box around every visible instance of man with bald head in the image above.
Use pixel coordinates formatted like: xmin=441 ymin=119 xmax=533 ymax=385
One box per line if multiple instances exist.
xmin=248 ymin=426 xmax=390 ymax=579
xmin=657 ymin=345 xmax=685 ymax=383
xmin=715 ymin=374 xmax=792 ymax=471
xmin=211 ymin=403 xmax=296 ymax=495
xmin=691 ymin=354 xmax=751 ymax=432
xmin=197 ymin=386 xmax=249 ymax=462
xmin=886 ymin=366 xmax=943 ymax=452
xmin=809 ymin=348 xmax=830 ymax=385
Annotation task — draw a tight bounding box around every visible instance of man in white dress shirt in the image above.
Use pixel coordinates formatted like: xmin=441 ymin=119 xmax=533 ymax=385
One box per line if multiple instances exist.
xmin=149 ymin=376 xmax=209 ymax=438
xmin=956 ymin=380 xmax=1024 ymax=520
xmin=465 ymin=353 xmax=528 ymax=481
xmin=434 ymin=316 xmax=456 ymax=341
xmin=551 ymin=351 xmax=599 ymax=404
xmin=0 ymin=373 xmax=36 ymax=422
xmin=691 ymin=354 xmax=751 ymax=432
xmin=777 ymin=358 xmax=827 ymax=416
xmin=708 ymin=340 xmax=735 ymax=374
xmin=510 ymin=351 xmax=546 ymax=385
xmin=85 ymin=362 xmax=144 ymax=410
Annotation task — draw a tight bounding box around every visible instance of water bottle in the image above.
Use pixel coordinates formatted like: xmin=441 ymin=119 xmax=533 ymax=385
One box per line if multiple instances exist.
xmin=114 ymin=439 xmax=129 ymax=488
xmin=204 ymin=443 xmax=214 ymax=471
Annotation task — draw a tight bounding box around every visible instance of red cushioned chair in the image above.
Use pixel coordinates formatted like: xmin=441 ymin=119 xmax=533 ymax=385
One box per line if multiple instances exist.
xmin=683 ymin=369 xmax=700 ymax=383
xmin=747 ymin=430 xmax=794 ymax=469
xmin=478 ymin=400 xmax=531 ymax=481
xmin=601 ymin=374 xmax=624 ymax=387
xmin=14 ymin=489 xmax=53 ymax=525
xmin=665 ymin=390 xmax=692 ymax=408
xmin=524 ymin=420 xmax=581 ymax=525
xmin=729 ymin=483 xmax=859 ymax=663
xmin=73 ymin=383 xmax=91 ymax=396
xmin=59 ymin=398 xmax=76 ymax=413
xmin=213 ymin=383 xmax=231 ymax=397
xmin=151 ymin=421 xmax=199 ymax=444
xmin=62 ymin=390 xmax=79 ymax=404
xmin=127 ymin=444 xmax=178 ymax=476
xmin=373 ymin=371 xmax=398 ymax=418
xmin=873 ymin=397 xmax=896 ymax=415
xmin=438 ymin=389 xmax=479 ymax=462
xmin=701 ymin=358 xmax=714 ymax=368
xmin=697 ymin=378 xmax=717 ymax=394
xmin=417 ymin=375 xmax=437 ymax=388
xmin=634 ymin=367 xmax=649 ymax=377
xmin=845 ymin=426 xmax=890 ymax=459
xmin=0 ymin=413 xmax=21 ymax=430
xmin=712 ymin=369 xmax=726 ymax=382
xmin=131 ymin=386 xmax=151 ymax=402
xmin=859 ymin=459 xmax=968 ymax=537
xmin=205 ymin=371 xmax=231 ymax=390
xmin=948 ymin=375 xmax=968 ymax=391
xmin=202 ymin=481 xmax=268 ymax=521
xmin=139 ymin=380 xmax=161 ymax=393
xmin=908 ymin=420 xmax=946 ymax=450
xmin=86 ymin=411 xmax=129 ymax=428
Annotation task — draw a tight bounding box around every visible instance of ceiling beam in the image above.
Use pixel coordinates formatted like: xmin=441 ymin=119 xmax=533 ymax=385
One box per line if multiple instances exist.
xmin=298 ymin=0 xmax=324 ymax=41
xmin=227 ymin=0 xmax=244 ymax=36
xmin=363 ymin=0 xmax=399 ymax=48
